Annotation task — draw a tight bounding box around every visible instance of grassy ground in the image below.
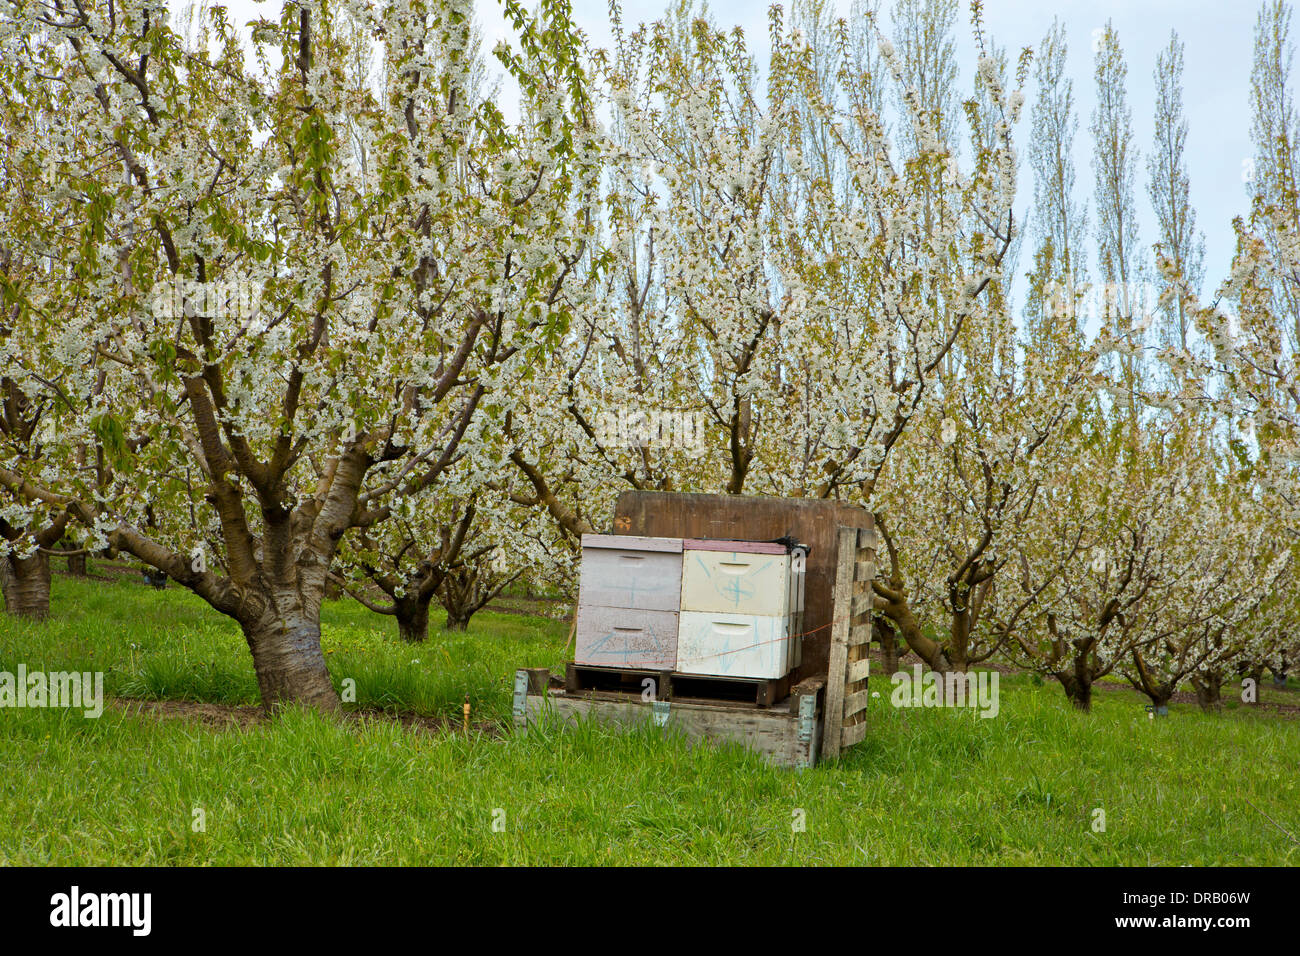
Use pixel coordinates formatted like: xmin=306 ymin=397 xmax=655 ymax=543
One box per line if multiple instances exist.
xmin=1 ymin=575 xmax=1298 ymax=865
xmin=0 ymin=571 xmax=562 ymax=722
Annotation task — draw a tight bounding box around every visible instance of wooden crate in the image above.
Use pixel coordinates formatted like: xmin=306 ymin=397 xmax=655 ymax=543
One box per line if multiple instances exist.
xmin=613 ymin=492 xmax=872 ymax=684
xmin=517 ymin=670 xmax=827 ymax=770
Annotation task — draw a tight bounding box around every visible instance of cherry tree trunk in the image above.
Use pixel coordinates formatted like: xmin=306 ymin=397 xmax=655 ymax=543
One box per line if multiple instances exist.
xmin=876 ymin=618 xmax=902 ymax=675
xmin=1191 ymin=673 xmax=1222 ymax=712
xmin=1054 ymin=671 xmax=1093 ymax=712
xmin=880 ymin=597 xmax=951 ymax=674
xmin=240 ymin=601 xmax=339 ymax=712
xmin=444 ymin=611 xmax=471 ymax=632
xmin=949 ymin=610 xmax=971 ymax=672
xmin=1142 ymin=687 xmax=1174 ymax=713
xmin=395 ymin=595 xmax=432 ymax=643
xmin=0 ymin=551 xmax=51 ymax=620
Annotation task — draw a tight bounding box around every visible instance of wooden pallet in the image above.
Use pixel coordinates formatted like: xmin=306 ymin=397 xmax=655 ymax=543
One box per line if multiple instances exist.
xmin=565 ymin=662 xmax=792 ymax=707
xmin=565 ymin=662 xmax=671 ymax=698
xmin=822 ymin=526 xmax=876 ymax=760
xmin=517 ymin=670 xmax=826 ymax=769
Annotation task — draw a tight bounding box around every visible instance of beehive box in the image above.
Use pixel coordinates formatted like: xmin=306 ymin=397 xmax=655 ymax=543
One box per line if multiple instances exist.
xmin=521 ymin=507 xmax=877 ymax=768
xmin=574 ymin=534 xmax=682 ymax=668
xmin=679 ymin=541 xmax=790 ymax=615
xmin=612 ymin=492 xmax=871 ymax=684
xmin=676 ymin=539 xmax=804 ymax=679
xmin=676 ymin=611 xmax=790 ymax=678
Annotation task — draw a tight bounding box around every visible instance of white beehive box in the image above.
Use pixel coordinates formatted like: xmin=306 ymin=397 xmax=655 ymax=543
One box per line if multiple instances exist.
xmin=675 ymin=539 xmax=803 ymax=679
xmin=575 ymin=534 xmax=683 ymax=668
xmin=573 ymin=605 xmax=681 ymax=669
xmin=675 ymin=611 xmax=792 ymax=678
xmin=679 ymin=545 xmax=791 ymax=617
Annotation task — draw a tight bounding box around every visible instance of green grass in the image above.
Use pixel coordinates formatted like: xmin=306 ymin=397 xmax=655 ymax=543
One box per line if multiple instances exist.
xmin=0 ymin=572 xmax=564 ymax=722
xmin=1 ymin=575 xmax=1299 ymax=865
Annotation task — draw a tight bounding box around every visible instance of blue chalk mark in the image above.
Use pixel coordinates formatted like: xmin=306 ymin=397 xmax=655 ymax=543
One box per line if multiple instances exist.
xmin=587 ymin=625 xmax=666 ymax=663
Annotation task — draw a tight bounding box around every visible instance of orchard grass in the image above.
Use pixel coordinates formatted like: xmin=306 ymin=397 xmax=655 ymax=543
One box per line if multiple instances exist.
xmin=1 ymin=576 xmax=1298 ymax=865
xmin=0 ymin=570 xmax=562 ymax=722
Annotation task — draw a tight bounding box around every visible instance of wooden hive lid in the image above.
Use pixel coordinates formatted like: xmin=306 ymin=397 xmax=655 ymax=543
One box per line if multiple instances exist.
xmin=580 ymin=533 xmax=683 ymax=553
xmin=682 ymin=538 xmax=789 ymax=554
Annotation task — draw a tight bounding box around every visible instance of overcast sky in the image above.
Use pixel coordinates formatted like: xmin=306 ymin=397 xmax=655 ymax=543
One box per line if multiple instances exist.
xmin=172 ymin=0 xmax=1267 ymax=298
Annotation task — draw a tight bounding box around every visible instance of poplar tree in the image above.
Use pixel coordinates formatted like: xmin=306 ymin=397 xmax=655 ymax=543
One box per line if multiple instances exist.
xmin=1091 ymin=20 xmax=1144 ymax=408
xmin=1025 ymin=19 xmax=1087 ymax=352
xmin=1147 ymin=30 xmax=1205 ymax=355
xmin=1249 ymin=0 xmax=1300 ymax=345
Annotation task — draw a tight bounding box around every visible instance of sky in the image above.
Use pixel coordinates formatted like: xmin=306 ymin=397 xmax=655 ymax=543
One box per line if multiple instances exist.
xmin=477 ymin=0 xmax=1261 ymax=299
xmin=170 ymin=0 xmax=1266 ymax=298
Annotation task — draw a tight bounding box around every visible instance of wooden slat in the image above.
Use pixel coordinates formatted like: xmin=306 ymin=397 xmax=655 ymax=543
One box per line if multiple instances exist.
xmin=683 ymin=538 xmax=787 ymax=554
xmin=848 ymin=622 xmax=873 ymax=646
xmin=843 ymin=689 xmax=869 ymax=716
xmin=841 ymin=720 xmax=867 ymax=748
xmin=856 ymin=528 xmax=877 ymax=551
xmin=820 ymin=527 xmax=858 ymax=761
xmin=847 ymin=658 xmax=870 ymax=682
xmin=850 ymin=550 xmax=876 ymax=630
